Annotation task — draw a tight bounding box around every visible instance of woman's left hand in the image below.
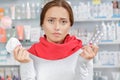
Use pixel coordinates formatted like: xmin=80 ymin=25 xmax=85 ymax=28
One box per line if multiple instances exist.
xmin=80 ymin=45 xmax=99 ymax=60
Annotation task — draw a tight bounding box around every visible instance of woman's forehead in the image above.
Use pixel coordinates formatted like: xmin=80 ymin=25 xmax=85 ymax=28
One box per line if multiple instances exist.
xmin=45 ymin=6 xmax=69 ymax=19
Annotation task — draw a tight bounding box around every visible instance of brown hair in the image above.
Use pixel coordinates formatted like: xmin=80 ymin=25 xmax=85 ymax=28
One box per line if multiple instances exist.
xmin=40 ymin=0 xmax=74 ymax=26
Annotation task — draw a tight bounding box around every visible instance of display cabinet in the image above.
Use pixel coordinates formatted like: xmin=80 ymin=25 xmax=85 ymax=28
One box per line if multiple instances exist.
xmin=68 ymin=0 xmax=120 ymax=80
xmin=0 ymin=0 xmax=120 ymax=80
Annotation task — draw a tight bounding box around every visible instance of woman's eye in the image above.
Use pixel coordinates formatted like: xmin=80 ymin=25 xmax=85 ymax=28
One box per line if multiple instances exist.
xmin=61 ymin=20 xmax=67 ymax=25
xmin=48 ymin=19 xmax=54 ymax=24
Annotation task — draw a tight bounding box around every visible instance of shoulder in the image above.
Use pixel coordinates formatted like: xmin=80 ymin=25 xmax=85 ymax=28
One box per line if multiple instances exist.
xmin=27 ymin=42 xmax=40 ymax=55
xmin=30 ymin=42 xmax=41 ymax=49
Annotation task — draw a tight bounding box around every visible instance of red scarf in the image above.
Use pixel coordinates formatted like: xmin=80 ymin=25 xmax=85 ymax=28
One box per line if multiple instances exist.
xmin=28 ymin=34 xmax=82 ymax=60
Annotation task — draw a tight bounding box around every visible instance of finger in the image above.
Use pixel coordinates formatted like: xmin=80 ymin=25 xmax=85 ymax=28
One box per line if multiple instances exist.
xmin=81 ymin=45 xmax=99 ymax=60
xmin=86 ymin=45 xmax=98 ymax=56
xmin=25 ymin=51 xmax=30 ymax=59
xmin=81 ymin=49 xmax=91 ymax=59
xmin=18 ymin=48 xmax=31 ymax=62
xmin=83 ymin=46 xmax=96 ymax=59
xmin=84 ymin=49 xmax=95 ymax=59
xmin=13 ymin=46 xmax=21 ymax=60
xmin=22 ymin=50 xmax=29 ymax=60
xmin=25 ymin=52 xmax=31 ymax=62
xmin=83 ymin=46 xmax=93 ymax=55
xmin=82 ymin=45 xmax=88 ymax=49
xmin=82 ymin=46 xmax=91 ymax=56
xmin=17 ymin=47 xmax=26 ymax=60
xmin=80 ymin=51 xmax=86 ymax=58
xmin=20 ymin=51 xmax=31 ymax=63
xmin=21 ymin=48 xmax=27 ymax=60
xmin=91 ymin=45 xmax=99 ymax=55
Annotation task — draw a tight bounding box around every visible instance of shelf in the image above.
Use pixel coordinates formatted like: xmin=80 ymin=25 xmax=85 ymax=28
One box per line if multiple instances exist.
xmin=12 ymin=18 xmax=40 ymax=21
xmin=0 ymin=64 xmax=20 ymax=67
xmin=94 ymin=64 xmax=120 ymax=68
xmin=99 ymin=41 xmax=120 ymax=45
xmin=0 ymin=41 xmax=35 ymax=46
xmin=0 ymin=63 xmax=20 ymax=67
xmin=75 ymin=18 xmax=120 ymax=22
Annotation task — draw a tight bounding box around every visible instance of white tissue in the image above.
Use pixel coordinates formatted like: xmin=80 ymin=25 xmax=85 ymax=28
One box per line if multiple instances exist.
xmin=6 ymin=37 xmax=22 ymax=54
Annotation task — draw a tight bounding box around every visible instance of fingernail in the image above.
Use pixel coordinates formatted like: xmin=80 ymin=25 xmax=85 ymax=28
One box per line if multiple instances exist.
xmin=17 ymin=45 xmax=22 ymax=48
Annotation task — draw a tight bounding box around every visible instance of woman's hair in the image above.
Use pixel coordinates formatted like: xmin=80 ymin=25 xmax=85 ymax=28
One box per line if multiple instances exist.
xmin=40 ymin=0 xmax=74 ymax=26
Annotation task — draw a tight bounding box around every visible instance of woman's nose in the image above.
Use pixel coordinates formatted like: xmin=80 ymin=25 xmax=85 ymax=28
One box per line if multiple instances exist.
xmin=55 ymin=22 xmax=60 ymax=31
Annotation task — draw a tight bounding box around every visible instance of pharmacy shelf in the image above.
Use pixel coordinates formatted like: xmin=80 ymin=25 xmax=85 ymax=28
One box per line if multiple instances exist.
xmin=0 ymin=63 xmax=20 ymax=67
xmin=0 ymin=41 xmax=35 ymax=47
xmin=75 ymin=18 xmax=120 ymax=22
xmin=12 ymin=18 xmax=40 ymax=21
xmin=94 ymin=64 xmax=120 ymax=68
xmin=0 ymin=61 xmax=20 ymax=66
xmin=0 ymin=59 xmax=20 ymax=66
xmin=99 ymin=41 xmax=120 ymax=45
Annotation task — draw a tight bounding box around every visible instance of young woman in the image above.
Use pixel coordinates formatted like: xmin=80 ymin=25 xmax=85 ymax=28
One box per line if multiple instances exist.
xmin=14 ymin=0 xmax=98 ymax=80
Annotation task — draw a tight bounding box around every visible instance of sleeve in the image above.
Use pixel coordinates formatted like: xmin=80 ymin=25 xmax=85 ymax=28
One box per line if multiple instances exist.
xmin=74 ymin=56 xmax=93 ymax=80
xmin=20 ymin=60 xmax=36 ymax=80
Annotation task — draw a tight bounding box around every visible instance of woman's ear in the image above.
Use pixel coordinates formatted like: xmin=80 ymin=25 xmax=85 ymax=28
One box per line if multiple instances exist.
xmin=40 ymin=24 xmax=43 ymax=30
xmin=41 ymin=27 xmax=43 ymax=30
xmin=40 ymin=26 xmax=43 ymax=30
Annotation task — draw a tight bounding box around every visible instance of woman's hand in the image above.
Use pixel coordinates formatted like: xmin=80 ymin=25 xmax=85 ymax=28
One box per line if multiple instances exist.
xmin=13 ymin=46 xmax=32 ymax=63
xmin=80 ymin=45 xmax=99 ymax=60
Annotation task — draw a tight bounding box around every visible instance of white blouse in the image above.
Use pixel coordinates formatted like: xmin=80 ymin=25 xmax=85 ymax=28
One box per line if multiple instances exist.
xmin=20 ymin=49 xmax=93 ymax=80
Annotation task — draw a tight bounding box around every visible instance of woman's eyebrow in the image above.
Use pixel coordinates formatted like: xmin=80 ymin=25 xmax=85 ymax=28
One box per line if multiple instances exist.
xmin=47 ymin=17 xmax=56 ymax=19
xmin=47 ymin=17 xmax=68 ymax=20
xmin=60 ymin=18 xmax=67 ymax=20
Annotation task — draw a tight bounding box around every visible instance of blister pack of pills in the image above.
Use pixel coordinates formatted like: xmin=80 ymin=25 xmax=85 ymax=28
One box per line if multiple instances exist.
xmin=87 ymin=25 xmax=104 ymax=45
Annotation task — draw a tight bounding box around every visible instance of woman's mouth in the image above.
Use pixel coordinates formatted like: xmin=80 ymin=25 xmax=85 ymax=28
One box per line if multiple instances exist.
xmin=53 ymin=33 xmax=61 ymax=37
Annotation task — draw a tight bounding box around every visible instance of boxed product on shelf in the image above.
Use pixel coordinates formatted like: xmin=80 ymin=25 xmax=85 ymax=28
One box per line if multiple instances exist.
xmin=94 ymin=51 xmax=120 ymax=67
xmin=0 ymin=8 xmax=4 ymax=20
xmin=0 ymin=68 xmax=5 ymax=80
xmin=5 ymin=68 xmax=12 ymax=80
xmin=0 ymin=49 xmax=8 ymax=64
xmin=6 ymin=67 xmax=20 ymax=80
xmin=11 ymin=67 xmax=20 ymax=80
xmin=0 ymin=0 xmax=120 ymax=80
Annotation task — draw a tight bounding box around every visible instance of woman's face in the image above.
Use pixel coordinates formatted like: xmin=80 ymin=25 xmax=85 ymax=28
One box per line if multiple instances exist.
xmin=42 ymin=6 xmax=71 ymax=44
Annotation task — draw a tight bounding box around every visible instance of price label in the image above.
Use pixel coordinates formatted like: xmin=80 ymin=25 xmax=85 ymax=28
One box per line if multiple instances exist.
xmin=92 ymin=0 xmax=101 ymax=5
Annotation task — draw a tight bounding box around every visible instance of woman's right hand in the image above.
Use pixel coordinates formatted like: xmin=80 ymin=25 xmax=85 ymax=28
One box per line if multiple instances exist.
xmin=13 ymin=46 xmax=32 ymax=63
